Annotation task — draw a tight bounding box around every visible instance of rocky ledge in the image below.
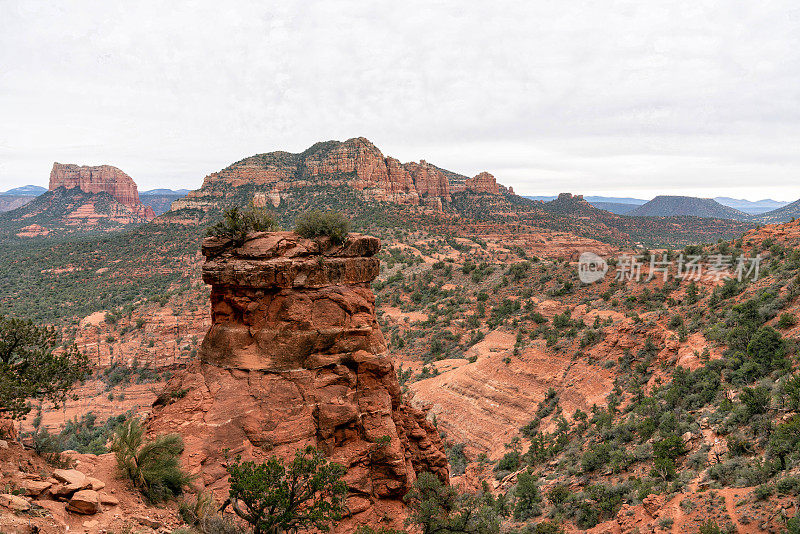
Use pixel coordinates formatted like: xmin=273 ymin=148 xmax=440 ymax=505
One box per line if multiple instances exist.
xmin=148 ymin=232 xmax=448 ymax=527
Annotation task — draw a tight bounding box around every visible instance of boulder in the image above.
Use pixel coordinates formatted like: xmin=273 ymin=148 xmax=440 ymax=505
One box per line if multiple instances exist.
xmin=20 ymin=479 xmax=52 ymax=496
xmin=86 ymin=476 xmax=105 ymax=491
xmin=0 ymin=493 xmax=31 ymax=511
xmin=52 ymin=468 xmax=88 ymax=491
xmin=66 ymin=489 xmax=100 ymax=514
xmin=98 ymin=491 xmax=119 ymax=505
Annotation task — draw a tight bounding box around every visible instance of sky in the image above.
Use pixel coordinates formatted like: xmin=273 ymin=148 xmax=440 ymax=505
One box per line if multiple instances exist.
xmin=1 ymin=1 xmax=799 ymax=200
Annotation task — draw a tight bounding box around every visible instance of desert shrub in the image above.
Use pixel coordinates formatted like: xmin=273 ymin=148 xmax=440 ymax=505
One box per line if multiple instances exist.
xmin=447 ymin=443 xmax=469 ymax=476
xmin=526 ymin=521 xmax=564 ymax=534
xmin=779 ymin=373 xmax=800 ymax=411
xmin=546 ymin=483 xmax=572 ymax=508
xmin=205 ymin=206 xmax=278 ymax=245
xmin=495 ymin=450 xmax=522 ymax=473
xmin=708 ymin=457 xmax=771 ymax=487
xmin=768 ymin=414 xmax=800 ymax=470
xmin=112 ymin=418 xmax=191 ymax=503
xmin=294 ymin=210 xmax=350 ymax=244
xmin=698 ymin=519 xmax=723 ymax=534
xmin=225 ymin=446 xmax=347 ymax=534
xmin=777 ymin=313 xmax=798 ymax=329
xmin=513 ymin=469 xmax=542 ymax=521
xmin=405 ymin=471 xmax=501 ymax=534
xmin=775 ymin=475 xmax=800 ymax=495
xmin=179 ymin=492 xmax=240 ymax=534
xmin=746 ymin=326 xmax=787 ymax=373
xmin=739 ymin=385 xmax=770 ymax=416
xmin=573 ymin=483 xmax=629 ymax=529
xmin=753 ymin=484 xmax=773 ymax=500
xmin=581 ymin=443 xmax=611 ymax=472
xmin=59 ymin=412 xmax=129 ymax=454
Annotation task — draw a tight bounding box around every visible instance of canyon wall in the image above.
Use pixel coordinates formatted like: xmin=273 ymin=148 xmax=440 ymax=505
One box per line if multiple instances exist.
xmin=148 ymin=231 xmax=448 ymax=527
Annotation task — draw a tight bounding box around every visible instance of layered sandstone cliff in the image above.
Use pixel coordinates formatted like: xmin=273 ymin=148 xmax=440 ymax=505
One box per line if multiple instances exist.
xmin=173 ymin=138 xmax=513 ymax=214
xmin=148 ymin=231 xmax=448 ymax=525
xmin=49 ymin=163 xmax=155 ymax=220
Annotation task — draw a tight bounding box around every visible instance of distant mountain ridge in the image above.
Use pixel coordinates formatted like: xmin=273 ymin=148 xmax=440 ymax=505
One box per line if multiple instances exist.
xmin=755 ymin=199 xmax=800 ymax=224
xmin=628 ymin=196 xmax=750 ymax=220
xmin=0 ymin=185 xmax=47 ymax=196
xmin=0 ymin=195 xmax=33 ymax=213
xmin=141 ymin=188 xmax=191 ymax=195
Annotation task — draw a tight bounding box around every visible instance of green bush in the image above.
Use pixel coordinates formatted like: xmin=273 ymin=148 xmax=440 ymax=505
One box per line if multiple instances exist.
xmin=0 ymin=315 xmax=90 ymax=418
xmin=777 ymin=313 xmax=798 ymax=329
xmin=513 ymin=469 xmax=542 ymax=521
xmin=405 ymin=472 xmax=501 ymax=534
xmin=206 ymin=206 xmax=278 ymax=245
xmin=112 ymin=418 xmax=191 ymax=503
xmin=294 ymin=210 xmax=350 ymax=244
xmin=698 ymin=519 xmax=723 ymax=534
xmin=225 ymin=446 xmax=347 ymax=534
xmin=768 ymin=415 xmax=800 ymax=470
xmin=581 ymin=443 xmax=611 ymax=472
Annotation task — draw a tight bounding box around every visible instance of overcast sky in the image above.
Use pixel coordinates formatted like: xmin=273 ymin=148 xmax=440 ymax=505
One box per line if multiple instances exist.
xmin=1 ymin=1 xmax=799 ymax=200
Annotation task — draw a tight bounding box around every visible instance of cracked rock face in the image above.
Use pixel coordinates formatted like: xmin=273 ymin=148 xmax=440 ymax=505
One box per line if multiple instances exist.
xmin=148 ymin=231 xmax=448 ymax=524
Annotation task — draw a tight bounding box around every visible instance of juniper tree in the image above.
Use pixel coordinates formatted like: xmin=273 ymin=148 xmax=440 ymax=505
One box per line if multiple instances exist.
xmin=0 ymin=315 xmax=90 ymax=419
xmin=225 ymin=446 xmax=347 ymax=534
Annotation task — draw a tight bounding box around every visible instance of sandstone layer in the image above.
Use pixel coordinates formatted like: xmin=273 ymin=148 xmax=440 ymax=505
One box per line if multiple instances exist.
xmin=50 ymin=163 xmax=155 ymax=220
xmin=148 ymin=231 xmax=448 ymax=526
xmin=173 ymin=138 xmax=513 ymax=214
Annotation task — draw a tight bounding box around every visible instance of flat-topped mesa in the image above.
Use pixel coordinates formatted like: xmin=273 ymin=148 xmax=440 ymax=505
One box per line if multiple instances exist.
xmin=149 ymin=231 xmax=448 ymax=527
xmin=49 ymin=163 xmax=155 ymax=219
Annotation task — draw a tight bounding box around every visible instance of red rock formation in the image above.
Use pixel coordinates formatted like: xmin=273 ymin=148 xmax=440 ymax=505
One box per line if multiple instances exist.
xmin=148 ymin=232 xmax=448 ymax=526
xmin=178 ymin=138 xmax=498 ymax=213
xmin=403 ymin=160 xmax=451 ymax=202
xmin=49 ymin=163 xmax=155 ymax=219
xmin=464 ymin=172 xmax=500 ymax=195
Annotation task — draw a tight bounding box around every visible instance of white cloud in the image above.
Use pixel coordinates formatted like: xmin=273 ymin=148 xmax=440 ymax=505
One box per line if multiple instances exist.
xmin=1 ymin=0 xmax=798 ymax=200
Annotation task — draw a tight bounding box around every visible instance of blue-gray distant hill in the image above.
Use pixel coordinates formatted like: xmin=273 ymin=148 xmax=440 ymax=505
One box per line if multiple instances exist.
xmin=754 ymin=199 xmax=800 ymax=224
xmin=627 ymin=196 xmax=750 ymax=220
xmin=0 ymin=185 xmax=47 ymax=196
xmin=0 ymin=185 xmax=47 ymax=211
xmin=715 ymin=197 xmax=789 ymax=215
